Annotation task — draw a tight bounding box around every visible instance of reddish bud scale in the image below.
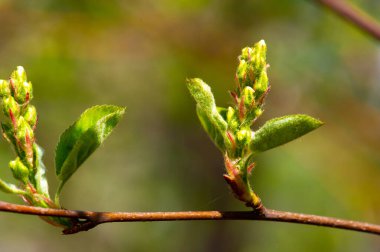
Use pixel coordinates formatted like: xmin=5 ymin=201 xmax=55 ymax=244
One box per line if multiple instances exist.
xmin=234 ymin=74 xmax=241 ymax=93
xmin=224 ymin=155 xmax=239 ymax=176
xmin=247 ymin=68 xmax=255 ymax=83
xmin=229 ymin=91 xmax=239 ymax=105
xmin=238 ymin=94 xmax=245 ymax=120
xmin=9 ymin=78 xmax=16 ymax=96
xmin=9 ymin=109 xmax=17 ymax=129
xmin=25 ymin=92 xmax=30 ymax=104
xmin=257 ymin=86 xmax=271 ymax=105
xmin=226 ymin=131 xmax=236 ymax=152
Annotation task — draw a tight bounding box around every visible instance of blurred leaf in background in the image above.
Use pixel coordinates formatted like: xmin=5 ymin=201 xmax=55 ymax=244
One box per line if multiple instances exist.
xmin=0 ymin=0 xmax=379 ymax=251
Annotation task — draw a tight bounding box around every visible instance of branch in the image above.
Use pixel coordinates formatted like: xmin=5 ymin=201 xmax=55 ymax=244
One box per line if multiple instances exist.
xmin=0 ymin=201 xmax=379 ymax=235
xmin=315 ymin=0 xmax=380 ymax=41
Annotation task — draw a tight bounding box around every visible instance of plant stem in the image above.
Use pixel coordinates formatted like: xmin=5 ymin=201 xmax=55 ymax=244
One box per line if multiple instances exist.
xmin=0 ymin=200 xmax=378 ymax=235
xmin=314 ymin=0 xmax=380 ymax=41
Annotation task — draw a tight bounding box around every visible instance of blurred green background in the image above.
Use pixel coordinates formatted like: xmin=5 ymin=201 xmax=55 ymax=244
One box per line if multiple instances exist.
xmin=0 ymin=0 xmax=379 ymax=251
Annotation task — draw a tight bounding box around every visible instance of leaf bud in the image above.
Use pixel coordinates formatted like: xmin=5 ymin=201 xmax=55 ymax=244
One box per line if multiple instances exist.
xmin=0 ymin=79 xmax=10 ymax=97
xmin=236 ymin=128 xmax=252 ymax=146
xmin=16 ymin=117 xmax=35 ymax=166
xmin=240 ymin=47 xmax=253 ymax=61
xmin=14 ymin=81 xmax=33 ymax=104
xmin=226 ymin=106 xmax=239 ymax=131
xmin=16 ymin=117 xmax=34 ymax=145
xmin=10 ymin=66 xmax=27 ymax=84
xmin=242 ymin=86 xmax=255 ymax=108
xmin=253 ymin=70 xmax=268 ymax=100
xmin=23 ymin=105 xmax=38 ymax=129
xmin=9 ymin=158 xmax=29 ymax=183
xmin=2 ymin=96 xmax=20 ymax=119
xmin=236 ymin=60 xmax=248 ymax=87
xmin=252 ymin=40 xmax=267 ymax=73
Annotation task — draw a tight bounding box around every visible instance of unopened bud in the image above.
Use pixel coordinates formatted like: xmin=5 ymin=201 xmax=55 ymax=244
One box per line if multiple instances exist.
xmin=236 ymin=60 xmax=248 ymax=88
xmin=23 ymin=105 xmax=37 ymax=128
xmin=240 ymin=47 xmax=253 ymax=61
xmin=2 ymin=96 xmax=20 ymax=119
xmin=11 ymin=66 xmax=27 ymax=84
xmin=9 ymin=158 xmax=29 ymax=183
xmin=252 ymin=40 xmax=267 ymax=73
xmin=242 ymin=86 xmax=255 ymax=108
xmin=16 ymin=117 xmax=34 ymax=147
xmin=16 ymin=117 xmax=34 ymax=166
xmin=226 ymin=106 xmax=239 ymax=131
xmin=253 ymin=70 xmax=268 ymax=100
xmin=14 ymin=81 xmax=33 ymax=104
xmin=236 ymin=128 xmax=252 ymax=146
xmin=0 ymin=80 xmax=10 ymax=97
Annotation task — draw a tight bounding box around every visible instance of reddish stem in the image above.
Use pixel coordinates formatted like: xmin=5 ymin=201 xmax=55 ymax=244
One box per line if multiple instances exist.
xmin=0 ymin=201 xmax=378 ymax=235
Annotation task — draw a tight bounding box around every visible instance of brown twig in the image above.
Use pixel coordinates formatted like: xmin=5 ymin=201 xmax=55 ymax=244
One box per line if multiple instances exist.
xmin=314 ymin=0 xmax=380 ymax=41
xmin=0 ymin=201 xmax=379 ymax=235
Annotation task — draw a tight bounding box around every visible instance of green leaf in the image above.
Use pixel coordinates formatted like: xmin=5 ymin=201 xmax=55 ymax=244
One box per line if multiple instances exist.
xmin=196 ymin=105 xmax=225 ymax=151
xmin=55 ymin=105 xmax=125 ymax=199
xmin=187 ymin=78 xmax=228 ymax=150
xmin=250 ymin=114 xmax=323 ymax=153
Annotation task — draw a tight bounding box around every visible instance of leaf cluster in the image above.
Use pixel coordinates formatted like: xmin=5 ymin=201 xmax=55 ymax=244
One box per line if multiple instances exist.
xmin=187 ymin=40 xmax=322 ymax=208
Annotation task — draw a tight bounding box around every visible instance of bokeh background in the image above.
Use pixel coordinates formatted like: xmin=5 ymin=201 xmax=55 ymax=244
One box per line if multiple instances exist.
xmin=0 ymin=0 xmax=379 ymax=251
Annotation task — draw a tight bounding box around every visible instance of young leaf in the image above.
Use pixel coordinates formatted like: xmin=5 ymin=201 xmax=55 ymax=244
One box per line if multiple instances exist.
xmin=196 ymin=105 xmax=225 ymax=151
xmin=187 ymin=78 xmax=228 ymax=151
xmin=55 ymin=105 xmax=125 ymax=199
xmin=250 ymin=114 xmax=323 ymax=153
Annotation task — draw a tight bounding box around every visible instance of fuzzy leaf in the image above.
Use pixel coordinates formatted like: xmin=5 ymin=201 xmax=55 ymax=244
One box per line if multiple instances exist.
xmin=196 ymin=105 xmax=225 ymax=151
xmin=187 ymin=78 xmax=228 ymax=150
xmin=55 ymin=105 xmax=125 ymax=198
xmin=251 ymin=114 xmax=323 ymax=153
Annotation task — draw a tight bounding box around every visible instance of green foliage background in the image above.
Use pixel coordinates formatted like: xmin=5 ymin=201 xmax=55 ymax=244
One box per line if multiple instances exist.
xmin=0 ymin=0 xmax=379 ymax=251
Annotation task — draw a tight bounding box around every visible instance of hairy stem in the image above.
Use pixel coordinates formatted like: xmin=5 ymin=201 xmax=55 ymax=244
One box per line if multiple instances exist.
xmin=0 ymin=200 xmax=378 ymax=235
xmin=315 ymin=0 xmax=380 ymax=40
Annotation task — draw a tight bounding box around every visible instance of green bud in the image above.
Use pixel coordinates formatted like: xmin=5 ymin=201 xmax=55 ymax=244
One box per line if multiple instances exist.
xmin=240 ymin=47 xmax=253 ymax=61
xmin=14 ymin=81 xmax=33 ymax=104
xmin=16 ymin=117 xmax=34 ymax=145
xmin=16 ymin=117 xmax=35 ymax=167
xmin=236 ymin=128 xmax=252 ymax=146
xmin=11 ymin=66 xmax=27 ymax=84
xmin=252 ymin=40 xmax=267 ymax=73
xmin=236 ymin=40 xmax=267 ymax=92
xmin=236 ymin=60 xmax=256 ymax=89
xmin=9 ymin=158 xmax=29 ymax=183
xmin=226 ymin=106 xmax=239 ymax=131
xmin=242 ymin=86 xmax=255 ymax=108
xmin=23 ymin=105 xmax=38 ymax=128
xmin=0 ymin=80 xmax=10 ymax=97
xmin=236 ymin=60 xmax=248 ymax=88
xmin=253 ymin=70 xmax=268 ymax=100
xmin=2 ymin=96 xmax=20 ymax=119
